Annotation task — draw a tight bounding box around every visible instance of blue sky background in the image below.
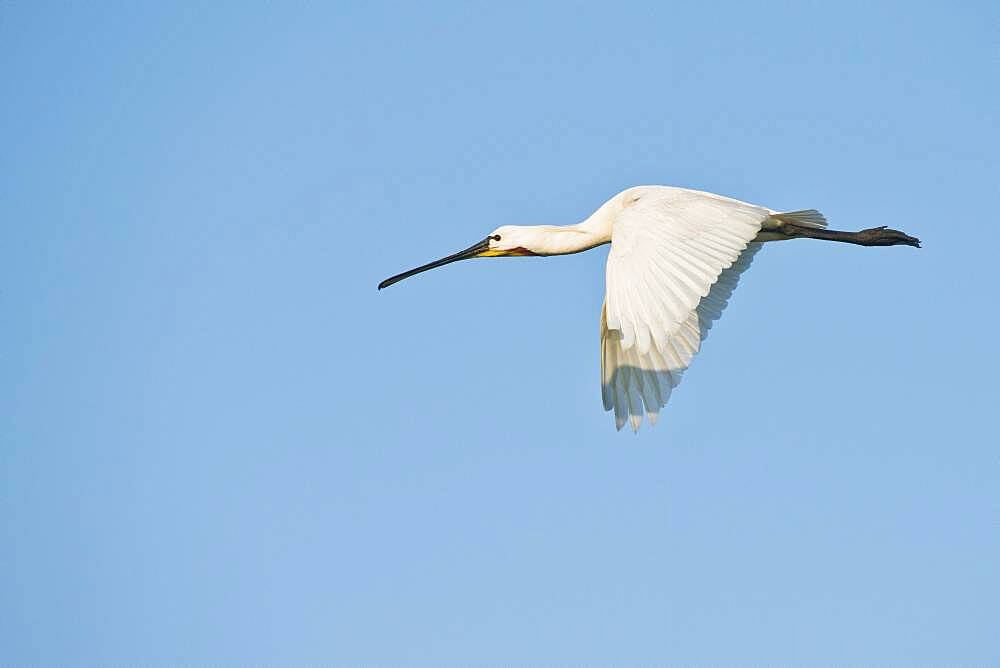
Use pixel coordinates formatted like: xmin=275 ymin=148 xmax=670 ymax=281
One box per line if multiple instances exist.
xmin=2 ymin=1 xmax=999 ymax=664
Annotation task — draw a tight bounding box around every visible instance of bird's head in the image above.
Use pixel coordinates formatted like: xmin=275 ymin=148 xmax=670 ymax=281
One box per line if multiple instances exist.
xmin=480 ymin=226 xmax=544 ymax=257
xmin=377 ymin=226 xmax=540 ymax=290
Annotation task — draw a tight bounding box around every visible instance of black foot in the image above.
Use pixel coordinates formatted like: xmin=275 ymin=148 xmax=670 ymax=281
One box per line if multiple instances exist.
xmin=856 ymin=226 xmax=921 ymax=248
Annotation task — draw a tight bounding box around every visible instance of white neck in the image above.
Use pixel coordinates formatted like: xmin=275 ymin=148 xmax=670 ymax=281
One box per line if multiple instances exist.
xmin=512 ymin=200 xmax=616 ymax=256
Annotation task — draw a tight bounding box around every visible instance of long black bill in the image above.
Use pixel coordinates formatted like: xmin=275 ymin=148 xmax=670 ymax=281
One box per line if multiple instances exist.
xmin=378 ymin=237 xmax=492 ymax=290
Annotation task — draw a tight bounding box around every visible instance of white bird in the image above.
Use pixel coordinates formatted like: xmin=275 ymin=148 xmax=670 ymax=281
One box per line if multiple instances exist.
xmin=379 ymin=186 xmax=920 ymax=431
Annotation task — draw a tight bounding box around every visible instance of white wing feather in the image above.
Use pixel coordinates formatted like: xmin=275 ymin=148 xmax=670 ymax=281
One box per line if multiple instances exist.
xmin=604 ymin=189 xmax=769 ymax=355
xmin=601 ymin=189 xmax=770 ymax=431
xmin=601 ymin=242 xmax=763 ymax=431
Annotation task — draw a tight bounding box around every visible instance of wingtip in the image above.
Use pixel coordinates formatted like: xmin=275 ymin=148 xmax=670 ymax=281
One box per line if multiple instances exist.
xmin=629 ymin=414 xmax=642 ymax=433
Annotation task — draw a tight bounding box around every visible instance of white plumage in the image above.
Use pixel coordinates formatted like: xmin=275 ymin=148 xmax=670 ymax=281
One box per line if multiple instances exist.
xmin=379 ymin=185 xmax=918 ymax=432
xmin=602 ymin=240 xmax=763 ymax=431
xmin=599 ymin=188 xmax=827 ymax=430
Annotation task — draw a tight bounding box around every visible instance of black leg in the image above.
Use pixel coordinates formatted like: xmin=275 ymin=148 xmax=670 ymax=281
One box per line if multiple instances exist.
xmin=782 ymin=223 xmax=921 ymax=248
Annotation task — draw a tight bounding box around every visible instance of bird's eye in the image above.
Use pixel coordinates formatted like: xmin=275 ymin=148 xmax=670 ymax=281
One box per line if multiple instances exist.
xmin=492 ymin=235 xmax=501 ymax=241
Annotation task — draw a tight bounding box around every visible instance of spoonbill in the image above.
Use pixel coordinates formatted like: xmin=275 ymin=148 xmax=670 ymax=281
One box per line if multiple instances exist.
xmin=378 ymin=186 xmax=919 ymax=431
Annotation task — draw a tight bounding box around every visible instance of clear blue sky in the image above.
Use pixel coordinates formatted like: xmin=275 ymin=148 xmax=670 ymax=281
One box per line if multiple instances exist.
xmin=2 ymin=2 xmax=998 ymax=664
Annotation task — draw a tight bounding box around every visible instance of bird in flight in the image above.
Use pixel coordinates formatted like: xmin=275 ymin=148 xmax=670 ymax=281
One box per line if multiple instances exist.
xmin=379 ymin=186 xmax=920 ymax=431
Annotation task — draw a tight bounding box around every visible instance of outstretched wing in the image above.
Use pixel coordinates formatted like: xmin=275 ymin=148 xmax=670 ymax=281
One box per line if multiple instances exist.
xmin=604 ymin=190 xmax=769 ymax=355
xmin=602 ymin=189 xmax=770 ymax=431
xmin=602 ymin=242 xmax=763 ymax=431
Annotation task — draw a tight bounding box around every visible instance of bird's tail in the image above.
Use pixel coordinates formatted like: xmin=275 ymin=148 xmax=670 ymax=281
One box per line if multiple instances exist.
xmin=770 ymin=209 xmax=828 ymax=229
